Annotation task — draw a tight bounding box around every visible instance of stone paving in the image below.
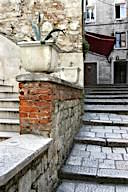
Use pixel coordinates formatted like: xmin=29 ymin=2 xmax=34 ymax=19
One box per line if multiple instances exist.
xmin=85 ymin=105 xmax=128 ymax=112
xmin=86 ymin=95 xmax=128 ymax=99
xmin=61 ymin=143 xmax=128 ymax=181
xmin=57 ymin=180 xmax=128 ymax=192
xmin=85 ymin=98 xmax=128 ymax=104
xmin=83 ymin=112 xmax=128 ymax=125
xmin=56 ymin=86 xmax=128 ymax=191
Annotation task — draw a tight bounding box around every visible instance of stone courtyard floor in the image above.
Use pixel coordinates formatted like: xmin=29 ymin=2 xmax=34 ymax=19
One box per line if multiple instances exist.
xmin=56 ymin=86 xmax=128 ymax=192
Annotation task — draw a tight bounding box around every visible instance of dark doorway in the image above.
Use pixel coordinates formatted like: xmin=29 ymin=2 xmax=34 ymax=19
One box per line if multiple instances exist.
xmin=114 ymin=61 xmax=127 ymax=84
xmin=84 ymin=62 xmax=97 ymax=86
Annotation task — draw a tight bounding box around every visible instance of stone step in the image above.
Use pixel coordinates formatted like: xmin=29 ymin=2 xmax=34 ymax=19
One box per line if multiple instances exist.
xmin=0 ymin=118 xmax=20 ymax=132
xmin=83 ymin=112 xmax=128 ymax=121
xmin=0 ymin=131 xmax=20 ymax=141
xmin=0 ymin=108 xmax=19 ymax=119
xmin=82 ymin=112 xmax=128 ymax=126
xmin=0 ymin=98 xmax=19 ymax=108
xmin=74 ymin=125 xmax=128 ymax=147
xmin=0 ymin=92 xmax=18 ymax=98
xmin=83 ymin=119 xmax=128 ymax=127
xmin=0 ymin=79 xmax=4 ymax=85
xmin=84 ymin=105 xmax=128 ymax=113
xmin=85 ymin=85 xmax=128 ymax=88
xmin=0 ymin=85 xmax=13 ymax=92
xmin=57 ymin=180 xmax=128 ymax=192
xmin=60 ymin=143 xmax=128 ymax=184
xmin=86 ymin=95 xmax=128 ymax=99
xmin=86 ymin=88 xmax=128 ymax=91
xmin=87 ymin=91 xmax=128 ymax=95
xmin=85 ymin=99 xmax=128 ymax=105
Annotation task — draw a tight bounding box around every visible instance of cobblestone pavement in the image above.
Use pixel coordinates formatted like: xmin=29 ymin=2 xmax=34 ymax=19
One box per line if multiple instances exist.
xmin=56 ymin=86 xmax=128 ymax=191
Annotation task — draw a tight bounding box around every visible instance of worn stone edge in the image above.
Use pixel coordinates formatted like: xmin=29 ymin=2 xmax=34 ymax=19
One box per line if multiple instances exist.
xmin=16 ymin=73 xmax=83 ymax=90
xmin=0 ymin=134 xmax=52 ymax=187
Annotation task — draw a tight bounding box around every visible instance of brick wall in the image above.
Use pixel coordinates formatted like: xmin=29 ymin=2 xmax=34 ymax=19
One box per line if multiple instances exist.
xmin=17 ymin=73 xmax=83 ymax=177
xmin=19 ymin=81 xmax=82 ymax=135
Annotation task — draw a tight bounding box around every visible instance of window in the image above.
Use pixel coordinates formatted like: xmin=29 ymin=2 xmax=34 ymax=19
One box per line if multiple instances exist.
xmin=115 ymin=2 xmax=126 ymax=19
xmin=115 ymin=32 xmax=126 ymax=48
xmin=85 ymin=0 xmax=96 ymax=23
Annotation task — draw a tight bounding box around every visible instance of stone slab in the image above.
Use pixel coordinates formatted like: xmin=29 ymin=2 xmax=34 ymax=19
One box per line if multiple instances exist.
xmin=57 ymin=180 xmax=116 ymax=192
xmin=61 ymin=165 xmax=97 ymax=179
xmin=16 ymin=73 xmax=83 ymax=90
xmin=97 ymin=168 xmax=128 ymax=181
xmin=0 ymin=134 xmax=52 ymax=186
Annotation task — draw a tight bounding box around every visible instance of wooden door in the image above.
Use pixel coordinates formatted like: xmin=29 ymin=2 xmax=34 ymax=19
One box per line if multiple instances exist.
xmin=114 ymin=61 xmax=126 ymax=84
xmin=84 ymin=62 xmax=97 ymax=86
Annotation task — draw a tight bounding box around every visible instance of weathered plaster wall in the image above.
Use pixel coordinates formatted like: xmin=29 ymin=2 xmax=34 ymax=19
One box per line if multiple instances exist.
xmin=0 ymin=0 xmax=82 ymax=51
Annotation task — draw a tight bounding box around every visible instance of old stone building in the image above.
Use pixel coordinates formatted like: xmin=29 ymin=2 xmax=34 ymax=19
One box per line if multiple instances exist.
xmin=84 ymin=0 xmax=128 ymax=85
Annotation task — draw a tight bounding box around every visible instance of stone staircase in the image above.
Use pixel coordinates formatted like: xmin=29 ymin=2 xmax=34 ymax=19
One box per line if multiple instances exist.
xmin=0 ymin=82 xmax=19 ymax=140
xmin=57 ymin=85 xmax=128 ymax=191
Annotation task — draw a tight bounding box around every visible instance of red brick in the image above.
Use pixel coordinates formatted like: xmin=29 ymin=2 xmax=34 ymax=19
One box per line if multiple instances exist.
xmin=20 ymin=112 xmax=28 ymax=118
xmin=29 ymin=113 xmax=39 ymax=118
xmin=30 ymin=88 xmax=52 ymax=95
xmin=20 ymin=106 xmax=39 ymax=113
xmin=39 ymin=94 xmax=52 ymax=101
xmin=39 ymin=119 xmax=50 ymax=124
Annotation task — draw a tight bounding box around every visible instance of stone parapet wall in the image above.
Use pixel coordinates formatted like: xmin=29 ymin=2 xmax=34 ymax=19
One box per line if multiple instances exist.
xmin=0 ymin=135 xmax=55 ymax=192
xmin=16 ymin=73 xmax=83 ymax=191
xmin=17 ymin=73 xmax=83 ymax=136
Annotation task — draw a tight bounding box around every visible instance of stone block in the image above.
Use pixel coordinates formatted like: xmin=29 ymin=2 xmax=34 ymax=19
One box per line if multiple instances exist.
xmin=97 ymin=168 xmax=128 ymax=180
xmin=66 ymin=156 xmax=82 ymax=166
xmin=18 ymin=170 xmax=31 ymax=192
xmin=87 ymin=145 xmax=101 ymax=152
xmin=90 ymin=152 xmax=106 ymax=160
xmin=116 ymin=185 xmax=128 ymax=192
xmin=61 ymin=165 xmax=97 ymax=177
xmin=99 ymin=160 xmax=115 ymax=169
xmin=57 ymin=182 xmax=75 ymax=192
xmin=116 ymin=161 xmax=128 ymax=170
xmin=107 ymin=153 xmax=123 ymax=160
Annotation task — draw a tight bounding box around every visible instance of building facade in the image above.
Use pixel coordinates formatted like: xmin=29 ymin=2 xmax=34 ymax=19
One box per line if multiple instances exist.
xmin=84 ymin=0 xmax=128 ymax=85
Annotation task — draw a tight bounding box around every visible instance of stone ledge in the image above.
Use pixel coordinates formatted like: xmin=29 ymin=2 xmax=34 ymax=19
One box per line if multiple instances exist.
xmin=0 ymin=134 xmax=52 ymax=186
xmin=0 ymin=131 xmax=20 ymax=139
xmin=16 ymin=73 xmax=83 ymax=90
